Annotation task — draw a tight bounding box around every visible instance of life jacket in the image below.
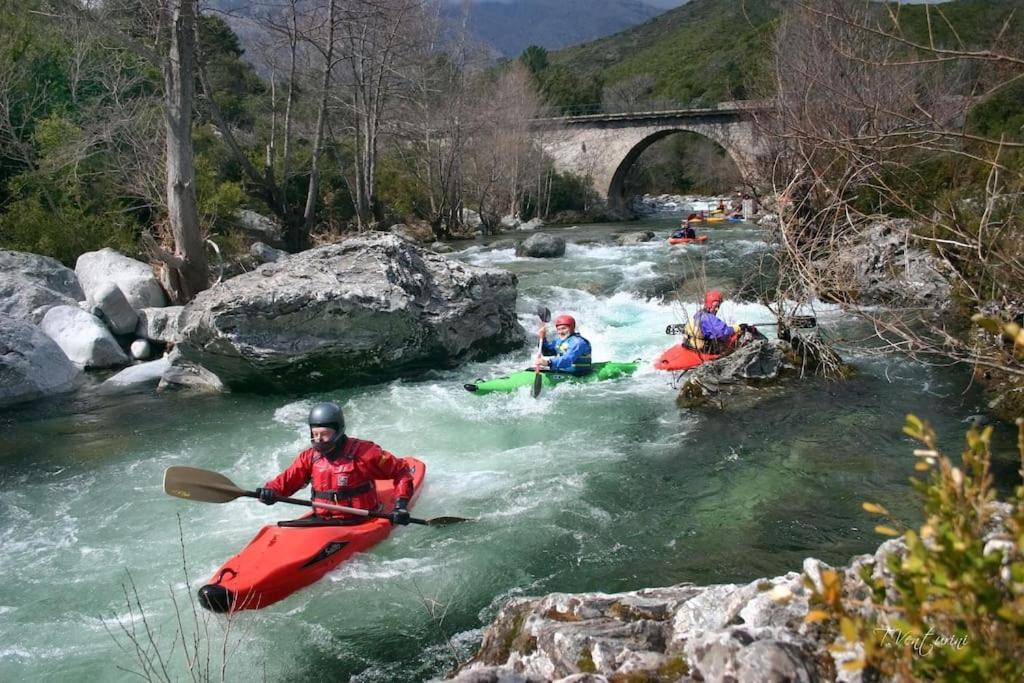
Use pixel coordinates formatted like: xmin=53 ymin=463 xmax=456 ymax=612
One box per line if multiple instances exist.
xmin=264 ymin=437 xmax=415 ymax=518
xmin=683 ymin=318 xmax=706 ymax=350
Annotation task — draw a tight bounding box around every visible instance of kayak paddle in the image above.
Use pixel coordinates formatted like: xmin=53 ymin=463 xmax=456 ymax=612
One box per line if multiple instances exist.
xmin=665 ymin=315 xmax=817 ymax=335
xmin=162 ymin=465 xmax=472 ymax=527
xmin=532 ymin=306 xmax=552 ymax=398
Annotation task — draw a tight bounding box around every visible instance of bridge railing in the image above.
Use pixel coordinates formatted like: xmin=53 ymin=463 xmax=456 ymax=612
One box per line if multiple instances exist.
xmin=532 ymin=99 xmax=770 ymax=122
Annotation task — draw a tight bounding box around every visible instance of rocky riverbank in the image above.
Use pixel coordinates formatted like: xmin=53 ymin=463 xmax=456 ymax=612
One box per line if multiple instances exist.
xmin=450 ymin=503 xmax=1015 ymax=683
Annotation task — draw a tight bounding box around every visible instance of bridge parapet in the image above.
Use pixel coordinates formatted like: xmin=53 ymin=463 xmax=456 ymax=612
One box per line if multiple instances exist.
xmin=533 ymin=101 xmax=770 ymax=210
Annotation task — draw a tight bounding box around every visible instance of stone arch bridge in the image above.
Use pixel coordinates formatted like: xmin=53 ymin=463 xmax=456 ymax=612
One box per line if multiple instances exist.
xmin=531 ymin=102 xmax=770 ymax=212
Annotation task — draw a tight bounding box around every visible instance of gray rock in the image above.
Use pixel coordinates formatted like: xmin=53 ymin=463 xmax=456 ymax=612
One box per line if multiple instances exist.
xmin=614 ymin=231 xmax=655 ymax=246
xmin=515 ymin=233 xmax=565 ymax=258
xmin=158 ymin=348 xmax=225 ymax=392
xmin=101 ymin=355 xmax=171 ymax=390
xmin=75 ymin=248 xmax=166 ymax=310
xmin=430 ymin=242 xmax=455 ymax=254
xmin=236 ymin=209 xmax=283 ymax=244
xmin=176 ymin=234 xmax=525 ymax=390
xmin=135 ymin=306 xmax=184 ymax=344
xmin=249 ymin=241 xmax=288 ymax=264
xmin=390 ymin=221 xmax=435 ymax=243
xmin=815 ymin=218 xmax=951 ymax=308
xmin=92 ymin=282 xmax=138 ymax=335
xmin=39 ymin=305 xmax=129 ymax=369
xmin=130 ymin=338 xmax=152 ymax=360
xmin=518 ymin=218 xmax=544 ymax=231
xmin=0 ymin=250 xmax=85 ymax=323
xmin=0 ymin=315 xmax=80 ymax=407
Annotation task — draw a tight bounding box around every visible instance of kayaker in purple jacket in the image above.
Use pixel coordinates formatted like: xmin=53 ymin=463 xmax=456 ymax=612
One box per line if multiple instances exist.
xmin=692 ymin=290 xmax=742 ymax=352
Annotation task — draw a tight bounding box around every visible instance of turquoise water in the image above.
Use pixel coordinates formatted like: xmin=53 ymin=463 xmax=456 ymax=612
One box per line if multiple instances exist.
xmin=0 ymin=218 xmax=1019 ymax=681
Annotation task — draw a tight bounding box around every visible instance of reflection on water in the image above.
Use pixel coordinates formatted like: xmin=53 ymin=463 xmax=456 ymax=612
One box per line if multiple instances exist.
xmin=0 ymin=218 xmax=1018 ymax=681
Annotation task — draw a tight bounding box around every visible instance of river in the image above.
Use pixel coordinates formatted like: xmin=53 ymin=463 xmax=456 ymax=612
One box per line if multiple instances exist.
xmin=0 ymin=217 xmax=1019 ymax=681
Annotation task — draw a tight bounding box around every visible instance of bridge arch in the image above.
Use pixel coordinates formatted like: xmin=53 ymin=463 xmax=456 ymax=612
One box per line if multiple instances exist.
xmin=533 ymin=105 xmax=768 ymax=212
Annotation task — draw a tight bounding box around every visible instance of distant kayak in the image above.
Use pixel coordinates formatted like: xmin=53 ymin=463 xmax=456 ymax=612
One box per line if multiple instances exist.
xmin=668 ymin=235 xmax=708 ymax=245
xmin=691 ymin=215 xmax=726 ymax=223
xmin=197 ymin=458 xmax=426 ymax=612
xmin=464 ymin=361 xmax=639 ymax=395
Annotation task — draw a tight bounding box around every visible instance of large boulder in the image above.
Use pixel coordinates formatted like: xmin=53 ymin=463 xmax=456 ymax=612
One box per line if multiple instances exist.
xmin=176 ymin=234 xmax=525 ymax=390
xmin=75 ymin=248 xmax=167 ymax=310
xmin=92 ymin=282 xmax=138 ymax=335
xmin=0 ymin=250 xmax=85 ymax=323
xmin=135 ymin=306 xmax=184 ymax=344
xmin=515 ymin=233 xmax=565 ymax=258
xmin=450 ymin=572 xmax=830 ymax=683
xmin=0 ymin=316 xmax=80 ymax=407
xmin=816 ymin=218 xmax=951 ymax=308
xmin=39 ymin=305 xmax=130 ymax=369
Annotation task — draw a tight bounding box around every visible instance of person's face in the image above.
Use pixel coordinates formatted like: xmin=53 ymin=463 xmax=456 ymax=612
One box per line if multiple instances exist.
xmin=555 ymin=324 xmax=572 ymax=339
xmin=710 ymin=301 xmax=721 ymax=314
xmin=311 ymin=427 xmax=337 ymax=444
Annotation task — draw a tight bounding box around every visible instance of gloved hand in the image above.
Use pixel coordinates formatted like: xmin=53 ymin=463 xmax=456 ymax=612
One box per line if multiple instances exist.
xmin=255 ymin=487 xmax=277 ymax=505
xmin=389 ymin=498 xmax=411 ymax=525
xmin=739 ymin=323 xmax=750 ymax=333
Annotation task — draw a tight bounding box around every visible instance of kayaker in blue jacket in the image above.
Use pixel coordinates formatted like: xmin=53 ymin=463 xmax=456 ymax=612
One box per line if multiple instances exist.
xmin=535 ymin=314 xmax=593 ymax=375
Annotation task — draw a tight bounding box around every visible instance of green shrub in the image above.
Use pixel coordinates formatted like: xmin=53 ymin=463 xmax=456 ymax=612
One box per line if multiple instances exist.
xmin=0 ymin=194 xmax=137 ymax=265
xmin=806 ymin=415 xmax=1024 ymax=680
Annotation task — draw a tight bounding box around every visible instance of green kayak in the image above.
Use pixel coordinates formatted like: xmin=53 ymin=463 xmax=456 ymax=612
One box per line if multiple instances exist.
xmin=463 ymin=361 xmax=639 ymax=395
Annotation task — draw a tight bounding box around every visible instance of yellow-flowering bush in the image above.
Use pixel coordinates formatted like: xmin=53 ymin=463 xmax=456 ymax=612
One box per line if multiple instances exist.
xmin=806 ymin=416 xmax=1024 ymax=681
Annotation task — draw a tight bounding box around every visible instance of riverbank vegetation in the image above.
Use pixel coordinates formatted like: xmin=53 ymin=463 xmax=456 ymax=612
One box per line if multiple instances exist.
xmin=0 ymin=0 xmax=589 ymax=298
xmin=760 ymin=0 xmax=1024 ymax=419
xmin=808 ymin=416 xmax=1024 ymax=681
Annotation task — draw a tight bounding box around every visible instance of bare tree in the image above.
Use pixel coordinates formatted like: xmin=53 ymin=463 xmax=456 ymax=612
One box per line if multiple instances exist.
xmin=335 ymin=0 xmax=425 ymax=227
xmin=52 ymin=0 xmax=209 ymax=302
xmin=760 ymin=0 xmax=1024 ymax=385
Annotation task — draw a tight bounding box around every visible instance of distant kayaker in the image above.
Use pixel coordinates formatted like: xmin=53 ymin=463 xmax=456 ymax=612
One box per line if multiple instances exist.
xmin=672 ymin=218 xmax=697 ymax=240
xmin=535 ymin=314 xmax=593 ymax=375
xmin=687 ymin=290 xmax=749 ymax=352
xmin=255 ymin=402 xmax=414 ymax=525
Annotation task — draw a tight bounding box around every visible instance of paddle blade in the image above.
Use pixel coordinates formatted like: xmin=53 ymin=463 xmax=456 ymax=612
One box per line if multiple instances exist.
xmin=532 ymin=370 xmax=543 ymax=398
xmin=163 ymin=466 xmax=246 ymax=504
xmin=424 ymin=515 xmax=475 ymax=527
xmin=789 ymin=316 xmax=817 ymax=328
xmin=537 ymin=306 xmax=551 ymax=323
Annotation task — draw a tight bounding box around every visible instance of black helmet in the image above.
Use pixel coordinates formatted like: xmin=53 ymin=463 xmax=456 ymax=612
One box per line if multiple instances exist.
xmin=308 ymin=402 xmax=345 ymax=453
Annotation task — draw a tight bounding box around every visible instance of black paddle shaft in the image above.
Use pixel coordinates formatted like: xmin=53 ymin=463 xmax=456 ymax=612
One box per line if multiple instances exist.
xmin=242 ymin=490 xmax=428 ymax=525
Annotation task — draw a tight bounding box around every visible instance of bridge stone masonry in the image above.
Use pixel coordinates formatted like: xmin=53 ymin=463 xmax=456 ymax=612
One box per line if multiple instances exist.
xmin=532 ymin=101 xmax=771 ymax=212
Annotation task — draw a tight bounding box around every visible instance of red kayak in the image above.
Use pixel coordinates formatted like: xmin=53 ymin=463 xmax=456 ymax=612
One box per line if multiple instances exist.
xmin=668 ymin=235 xmax=708 ymax=245
xmin=653 ymin=337 xmax=737 ymax=371
xmin=197 ymin=457 xmax=426 ymax=612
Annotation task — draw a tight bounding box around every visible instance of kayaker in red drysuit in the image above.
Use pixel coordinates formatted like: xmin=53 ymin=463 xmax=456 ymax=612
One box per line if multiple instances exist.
xmin=255 ymin=402 xmax=414 ymax=525
xmin=535 ymin=314 xmax=593 ymax=375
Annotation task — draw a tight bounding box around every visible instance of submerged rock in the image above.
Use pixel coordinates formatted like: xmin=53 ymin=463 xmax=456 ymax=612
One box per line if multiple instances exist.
xmin=516 ymin=233 xmax=566 ymax=258
xmin=176 ymin=234 xmax=524 ymax=390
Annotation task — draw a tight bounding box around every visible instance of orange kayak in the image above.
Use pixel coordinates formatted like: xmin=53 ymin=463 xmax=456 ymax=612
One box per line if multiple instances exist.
xmin=197 ymin=457 xmax=426 ymax=612
xmin=668 ymin=235 xmax=708 ymax=245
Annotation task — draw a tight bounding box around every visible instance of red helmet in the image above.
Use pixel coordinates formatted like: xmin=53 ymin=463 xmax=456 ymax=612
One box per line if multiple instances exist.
xmin=554 ymin=314 xmax=576 ymax=331
xmin=704 ymin=290 xmax=723 ymax=310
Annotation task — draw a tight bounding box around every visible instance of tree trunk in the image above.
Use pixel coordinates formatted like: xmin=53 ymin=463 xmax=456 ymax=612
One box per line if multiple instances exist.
xmin=300 ymin=0 xmax=337 ymax=245
xmin=162 ymin=0 xmax=207 ymax=303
